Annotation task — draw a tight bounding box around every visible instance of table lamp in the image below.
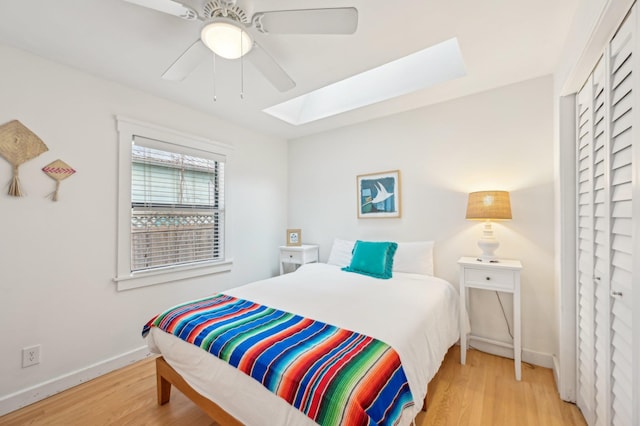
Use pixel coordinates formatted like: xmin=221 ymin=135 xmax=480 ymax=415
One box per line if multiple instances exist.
xmin=465 ymin=190 xmax=512 ymax=262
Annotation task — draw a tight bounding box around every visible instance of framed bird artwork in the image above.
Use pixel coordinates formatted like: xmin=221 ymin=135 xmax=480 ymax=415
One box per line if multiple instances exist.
xmin=356 ymin=170 xmax=401 ymax=218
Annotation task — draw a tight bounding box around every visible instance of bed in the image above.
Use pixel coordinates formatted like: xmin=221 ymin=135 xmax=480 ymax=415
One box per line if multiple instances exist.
xmin=144 ymin=240 xmax=460 ymax=425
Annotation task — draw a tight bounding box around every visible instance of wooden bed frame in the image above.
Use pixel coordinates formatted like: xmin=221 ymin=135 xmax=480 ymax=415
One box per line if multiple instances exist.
xmin=156 ymin=356 xmax=431 ymax=425
xmin=156 ymin=356 xmax=243 ymax=425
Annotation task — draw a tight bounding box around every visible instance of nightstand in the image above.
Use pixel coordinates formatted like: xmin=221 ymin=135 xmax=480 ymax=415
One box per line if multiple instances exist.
xmin=458 ymin=256 xmax=523 ymax=380
xmin=279 ymin=245 xmax=319 ymax=274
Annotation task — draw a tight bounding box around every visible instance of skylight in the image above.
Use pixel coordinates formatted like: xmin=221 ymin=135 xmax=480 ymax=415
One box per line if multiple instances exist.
xmin=263 ymin=37 xmax=466 ymax=125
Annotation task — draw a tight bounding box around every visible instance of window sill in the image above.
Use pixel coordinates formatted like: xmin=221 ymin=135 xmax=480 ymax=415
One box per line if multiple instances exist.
xmin=114 ymin=259 xmax=233 ymax=291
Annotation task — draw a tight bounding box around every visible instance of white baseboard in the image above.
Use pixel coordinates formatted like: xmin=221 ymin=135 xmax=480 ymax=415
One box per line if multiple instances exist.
xmin=0 ymin=346 xmax=152 ymax=417
xmin=468 ymin=337 xmax=554 ymax=368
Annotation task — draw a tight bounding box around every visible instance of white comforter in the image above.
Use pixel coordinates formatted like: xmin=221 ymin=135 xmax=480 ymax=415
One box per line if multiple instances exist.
xmin=148 ymin=263 xmax=459 ymax=425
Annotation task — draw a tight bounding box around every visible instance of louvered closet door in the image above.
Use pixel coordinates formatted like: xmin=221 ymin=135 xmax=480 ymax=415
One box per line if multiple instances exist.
xmin=607 ymin=10 xmax=635 ymax=426
xmin=576 ymin=75 xmax=596 ymax=426
xmin=591 ymin=58 xmax=612 ymax=426
xmin=575 ymin=5 xmax=638 ymax=426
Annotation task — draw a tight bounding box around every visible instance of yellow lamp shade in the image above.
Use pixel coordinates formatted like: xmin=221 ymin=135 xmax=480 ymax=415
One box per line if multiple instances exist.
xmin=465 ymin=191 xmax=512 ymax=220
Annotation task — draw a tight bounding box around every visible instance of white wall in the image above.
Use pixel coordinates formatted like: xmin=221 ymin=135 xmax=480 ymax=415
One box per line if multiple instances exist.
xmin=288 ymin=76 xmax=556 ymax=364
xmin=0 ymin=44 xmax=288 ymax=413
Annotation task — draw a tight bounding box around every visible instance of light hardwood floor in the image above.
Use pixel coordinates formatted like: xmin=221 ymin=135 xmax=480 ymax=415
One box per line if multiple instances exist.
xmin=0 ymin=346 xmax=585 ymax=426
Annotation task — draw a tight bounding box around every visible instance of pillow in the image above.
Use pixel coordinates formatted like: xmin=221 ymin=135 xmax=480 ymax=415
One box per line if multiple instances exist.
xmin=327 ymin=238 xmax=356 ymax=267
xmin=392 ymin=241 xmax=435 ymax=276
xmin=342 ymin=240 xmax=398 ymax=279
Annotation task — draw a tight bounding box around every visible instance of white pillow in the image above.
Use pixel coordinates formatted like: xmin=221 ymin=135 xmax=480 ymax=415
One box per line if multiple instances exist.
xmin=327 ymin=239 xmax=356 ymax=267
xmin=392 ymin=241 xmax=435 ymax=276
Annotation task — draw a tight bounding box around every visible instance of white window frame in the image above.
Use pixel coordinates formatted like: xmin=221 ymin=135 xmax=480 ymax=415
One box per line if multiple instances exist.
xmin=114 ymin=116 xmax=233 ymax=291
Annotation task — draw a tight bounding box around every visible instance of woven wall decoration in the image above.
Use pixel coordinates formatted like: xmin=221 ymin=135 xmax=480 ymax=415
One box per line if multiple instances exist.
xmin=42 ymin=159 xmax=76 ymax=202
xmin=0 ymin=120 xmax=49 ymax=196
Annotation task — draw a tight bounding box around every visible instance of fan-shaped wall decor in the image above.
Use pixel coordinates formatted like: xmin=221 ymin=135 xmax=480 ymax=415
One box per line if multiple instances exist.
xmin=0 ymin=120 xmax=49 ymax=196
xmin=42 ymin=159 xmax=76 ymax=201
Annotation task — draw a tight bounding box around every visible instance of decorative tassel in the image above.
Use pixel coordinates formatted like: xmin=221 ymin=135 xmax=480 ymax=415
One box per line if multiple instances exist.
xmin=8 ymin=165 xmax=22 ymax=197
xmin=51 ymin=180 xmax=60 ymax=202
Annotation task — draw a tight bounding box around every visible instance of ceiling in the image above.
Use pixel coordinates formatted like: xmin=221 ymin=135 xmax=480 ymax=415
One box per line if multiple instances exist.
xmin=0 ymin=0 xmax=579 ymax=140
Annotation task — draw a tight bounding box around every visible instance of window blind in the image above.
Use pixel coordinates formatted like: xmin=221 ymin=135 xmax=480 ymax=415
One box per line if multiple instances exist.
xmin=130 ymin=141 xmax=225 ymax=272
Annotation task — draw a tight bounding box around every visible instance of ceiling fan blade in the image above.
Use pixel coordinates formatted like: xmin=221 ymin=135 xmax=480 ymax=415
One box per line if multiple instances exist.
xmin=162 ymin=39 xmax=209 ymax=81
xmin=253 ymin=8 xmax=358 ymax=34
xmin=246 ymin=42 xmax=296 ymax=92
xmin=122 ymin=0 xmax=198 ymax=20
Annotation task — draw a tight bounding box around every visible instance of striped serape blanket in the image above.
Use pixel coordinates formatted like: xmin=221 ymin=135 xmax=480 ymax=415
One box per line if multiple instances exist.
xmin=143 ymin=294 xmax=414 ymax=426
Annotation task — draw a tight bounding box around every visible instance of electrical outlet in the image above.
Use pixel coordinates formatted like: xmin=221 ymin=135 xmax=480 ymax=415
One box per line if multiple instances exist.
xmin=22 ymin=345 xmax=41 ymax=368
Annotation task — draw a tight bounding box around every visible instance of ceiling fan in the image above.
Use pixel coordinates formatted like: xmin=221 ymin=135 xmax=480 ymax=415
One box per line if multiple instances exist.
xmin=123 ymin=0 xmax=358 ymax=92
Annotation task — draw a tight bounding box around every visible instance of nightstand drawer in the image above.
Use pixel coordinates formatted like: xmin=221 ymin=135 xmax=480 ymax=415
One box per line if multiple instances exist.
xmin=280 ymin=249 xmax=304 ymax=263
xmin=279 ymin=245 xmax=319 ymax=274
xmin=465 ymin=268 xmax=515 ymax=291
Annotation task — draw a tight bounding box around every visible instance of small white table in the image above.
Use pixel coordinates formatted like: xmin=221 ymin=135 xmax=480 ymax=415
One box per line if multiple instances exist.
xmin=279 ymin=245 xmax=319 ymax=274
xmin=458 ymin=256 xmax=523 ymax=380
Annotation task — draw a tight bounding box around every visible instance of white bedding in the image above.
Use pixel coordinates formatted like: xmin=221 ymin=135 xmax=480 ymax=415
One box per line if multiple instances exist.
xmin=147 ymin=263 xmax=460 ymax=425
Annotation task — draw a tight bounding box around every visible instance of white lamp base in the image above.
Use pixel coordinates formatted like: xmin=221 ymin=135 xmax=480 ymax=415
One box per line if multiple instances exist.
xmin=477 ymin=221 xmax=499 ymax=262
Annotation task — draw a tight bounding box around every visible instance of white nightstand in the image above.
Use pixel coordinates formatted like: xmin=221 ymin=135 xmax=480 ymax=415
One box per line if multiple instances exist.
xmin=458 ymin=256 xmax=523 ymax=380
xmin=279 ymin=245 xmax=319 ymax=274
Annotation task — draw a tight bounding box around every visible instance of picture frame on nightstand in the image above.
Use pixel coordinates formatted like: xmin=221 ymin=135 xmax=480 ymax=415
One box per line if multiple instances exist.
xmin=286 ymin=228 xmax=302 ymax=246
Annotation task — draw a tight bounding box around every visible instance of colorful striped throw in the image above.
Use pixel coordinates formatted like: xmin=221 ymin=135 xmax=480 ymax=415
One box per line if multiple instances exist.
xmin=143 ymin=294 xmax=414 ymax=426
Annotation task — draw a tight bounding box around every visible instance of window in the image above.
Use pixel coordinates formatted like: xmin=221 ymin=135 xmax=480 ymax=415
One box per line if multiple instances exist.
xmin=131 ymin=142 xmax=224 ymax=271
xmin=115 ymin=117 xmax=233 ymax=290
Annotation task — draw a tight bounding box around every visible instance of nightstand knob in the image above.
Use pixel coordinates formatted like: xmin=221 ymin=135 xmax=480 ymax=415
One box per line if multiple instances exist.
xmin=485 ymin=276 xmax=491 ymax=281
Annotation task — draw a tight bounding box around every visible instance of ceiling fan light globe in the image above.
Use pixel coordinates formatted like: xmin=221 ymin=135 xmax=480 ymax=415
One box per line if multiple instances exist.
xmin=201 ymin=20 xmax=253 ymax=59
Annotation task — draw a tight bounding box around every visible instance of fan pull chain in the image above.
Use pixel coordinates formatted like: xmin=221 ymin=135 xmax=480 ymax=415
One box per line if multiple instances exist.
xmin=212 ymin=52 xmax=217 ymax=102
xmin=240 ymin=31 xmax=245 ymax=100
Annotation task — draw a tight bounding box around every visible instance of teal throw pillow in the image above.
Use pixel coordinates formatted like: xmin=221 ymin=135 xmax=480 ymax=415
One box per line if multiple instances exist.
xmin=341 ymin=240 xmax=398 ymax=279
